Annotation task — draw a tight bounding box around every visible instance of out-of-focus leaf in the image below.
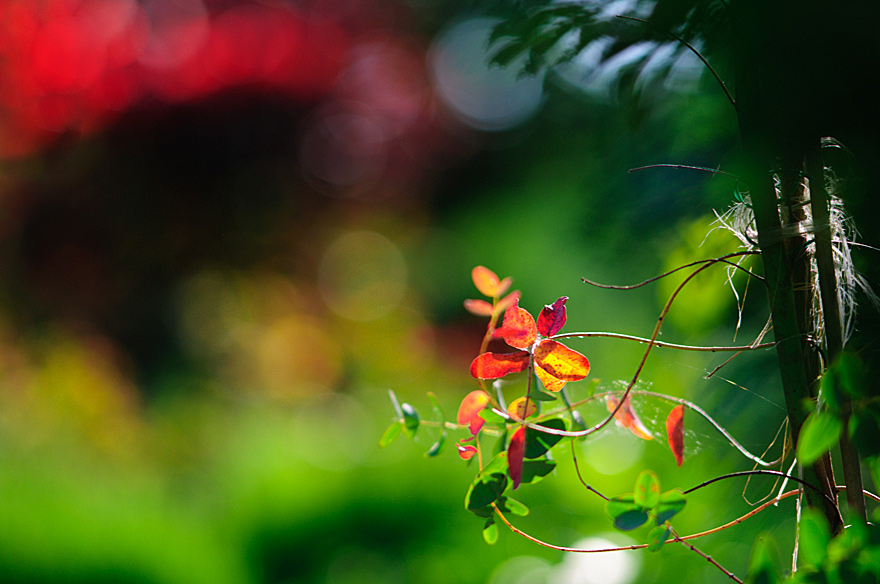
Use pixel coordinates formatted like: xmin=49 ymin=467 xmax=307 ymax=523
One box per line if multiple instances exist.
xmin=508 ymin=396 xmax=538 ymax=420
xmin=528 ymin=390 xmax=558 ymax=402
xmin=466 ymin=472 xmax=508 ymax=511
xmin=666 ymin=405 xmax=685 ymax=466
xmin=634 ymin=470 xmax=660 ymax=509
xmin=744 ymin=534 xmax=781 ymax=584
xmin=502 ymin=497 xmax=530 ymax=516
xmin=607 ymin=395 xmax=653 ymax=440
xmin=520 ymin=458 xmax=556 ymax=484
xmin=482 ymin=518 xmax=499 ymax=545
xmin=537 ymin=296 xmax=568 ymax=337
xmin=524 ymin=417 xmax=567 ymax=458
xmin=464 ymin=299 xmax=494 ymax=316
xmin=457 ymin=443 xmax=477 ymax=460
xmin=534 ymin=340 xmax=590 ymax=381
xmin=425 ymin=431 xmax=447 ymax=457
xmin=614 ymin=509 xmax=649 ymax=531
xmin=379 ymin=421 xmax=403 ymax=448
xmin=499 ymin=300 xmax=538 ymax=349
xmin=490 ymin=41 xmax=529 ymax=68
xmin=472 ymin=266 xmax=511 ymax=298
xmin=799 ymin=508 xmax=831 ymax=568
xmin=471 ymin=351 xmax=530 ymax=380
xmin=457 ymin=390 xmax=491 ymax=435
xmin=606 ymin=493 xmax=640 ymax=517
xmin=647 ymin=525 xmax=672 ymax=551
xmin=655 ymin=490 xmax=687 ymax=524
xmin=401 ymin=403 xmax=420 ymax=439
xmin=797 ymin=410 xmax=842 ymax=464
xmin=508 ymin=426 xmax=526 ymax=489
xmin=849 ymin=410 xmax=880 ymax=458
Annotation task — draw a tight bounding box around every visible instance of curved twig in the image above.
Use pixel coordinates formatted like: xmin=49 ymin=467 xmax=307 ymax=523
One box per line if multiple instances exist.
xmin=552 ymin=331 xmax=774 ymax=352
xmin=581 ymin=252 xmax=762 ymax=289
xmin=628 ymin=163 xmax=741 ymax=180
xmin=684 ymin=470 xmax=837 ymax=508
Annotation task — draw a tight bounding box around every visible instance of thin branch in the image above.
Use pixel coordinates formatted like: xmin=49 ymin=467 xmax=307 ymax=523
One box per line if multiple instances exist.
xmin=629 ymin=163 xmax=741 ymax=181
xmin=670 ymin=527 xmax=744 ymax=583
xmin=553 ymin=331 xmax=774 ymax=352
xmin=615 ymin=14 xmax=737 ymax=110
xmin=684 ymin=470 xmax=838 ymax=508
xmin=582 ymin=252 xmax=762 ymax=289
xmin=569 ymin=440 xmax=609 ymax=500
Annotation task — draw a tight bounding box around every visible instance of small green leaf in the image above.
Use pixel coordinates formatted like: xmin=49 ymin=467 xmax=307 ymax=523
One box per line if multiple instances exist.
xmin=424 ymin=430 xmax=447 ymax=457
xmin=606 ymin=493 xmax=639 ymax=518
xmin=744 ymin=534 xmax=781 ymax=584
xmin=502 ymin=497 xmax=530 ymax=517
xmin=482 ymin=518 xmax=499 ymax=545
xmin=634 ymin=470 xmax=661 ymax=509
xmin=524 ymin=418 xmax=567 ymax=458
xmin=479 ymin=408 xmax=507 ymax=425
xmin=401 ymin=403 xmax=420 ymax=439
xmin=797 ymin=410 xmax=843 ymax=464
xmin=465 ymin=473 xmax=508 ymax=511
xmin=655 ymin=490 xmax=687 ymax=525
xmin=647 ymin=525 xmax=672 ymax=552
xmin=520 ymin=458 xmax=556 ymax=484
xmin=379 ymin=421 xmax=403 ymax=448
xmin=798 ymin=508 xmax=831 ymax=568
xmin=614 ymin=509 xmax=649 ymax=531
xmin=528 ymin=390 xmax=558 ymax=402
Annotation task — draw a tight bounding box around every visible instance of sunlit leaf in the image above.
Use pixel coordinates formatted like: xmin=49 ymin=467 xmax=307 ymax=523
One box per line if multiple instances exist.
xmin=536 ymin=365 xmax=566 ymax=392
xmin=537 ymin=296 xmax=568 ymax=337
xmin=798 ymin=508 xmax=830 ymax=567
xmin=457 ymin=390 xmax=491 ymax=435
xmin=508 ymin=396 xmax=538 ymax=420
xmin=655 ymin=490 xmax=687 ymax=524
xmin=606 ymin=493 xmax=640 ymax=517
xmin=797 ymin=410 xmax=842 ymax=465
xmin=470 ymin=351 xmax=530 ymax=380
xmin=482 ymin=518 xmax=499 ymax=545
xmin=534 ymin=340 xmax=590 ymax=381
xmin=464 ymin=299 xmax=494 ymax=316
xmin=499 ymin=300 xmax=538 ymax=349
xmin=508 ymin=426 xmax=526 ymax=489
xmin=401 ymin=403 xmax=420 ymax=439
xmin=502 ymin=497 xmax=530 ymax=516
xmin=607 ymin=395 xmax=653 ymax=441
xmin=666 ymin=405 xmax=685 ymax=466
xmin=524 ymin=418 xmax=567 ymax=458
xmin=634 ymin=470 xmax=660 ymax=509
xmin=379 ymin=421 xmax=403 ymax=448
xmin=472 ymin=266 xmax=506 ymax=297
xmin=457 ymin=443 xmax=478 ymax=460
xmin=497 ymin=290 xmax=521 ymax=313
xmin=647 ymin=525 xmax=672 ymax=552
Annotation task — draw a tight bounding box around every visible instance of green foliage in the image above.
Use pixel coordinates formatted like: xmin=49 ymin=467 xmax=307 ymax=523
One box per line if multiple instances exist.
xmin=797 ymin=410 xmax=843 ymax=465
xmin=745 ymin=535 xmax=781 ymax=584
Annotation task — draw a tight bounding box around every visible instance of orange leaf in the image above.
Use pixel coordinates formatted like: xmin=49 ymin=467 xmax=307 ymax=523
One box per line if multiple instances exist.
xmin=457 ymin=443 xmax=478 ymax=460
xmin=535 ymin=365 xmax=566 ymax=392
xmin=507 ymin=396 xmax=537 ymax=420
xmin=508 ymin=426 xmax=525 ymax=490
xmin=464 ymin=298 xmax=494 ymax=316
xmin=666 ymin=405 xmax=685 ymax=466
xmin=537 ymin=296 xmax=568 ymax=337
xmin=499 ymin=300 xmax=537 ymax=349
xmin=607 ymin=395 xmax=653 ymax=441
xmin=534 ymin=340 xmax=590 ymax=381
xmin=470 ymin=351 xmax=530 ymax=379
xmin=457 ymin=390 xmax=490 ymax=435
xmin=471 ymin=266 xmax=511 ymax=298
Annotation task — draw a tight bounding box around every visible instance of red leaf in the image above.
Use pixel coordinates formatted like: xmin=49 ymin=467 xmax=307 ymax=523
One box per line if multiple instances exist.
xmin=534 ymin=340 xmax=590 ymax=381
xmin=457 ymin=390 xmax=490 ymax=435
xmin=607 ymin=395 xmax=653 ymax=441
xmin=500 ymin=300 xmax=537 ymax=349
xmin=666 ymin=405 xmax=685 ymax=466
xmin=457 ymin=443 xmax=478 ymax=460
xmin=470 ymin=351 xmax=530 ymax=380
xmin=537 ymin=296 xmax=568 ymax=337
xmin=508 ymin=426 xmax=525 ymax=490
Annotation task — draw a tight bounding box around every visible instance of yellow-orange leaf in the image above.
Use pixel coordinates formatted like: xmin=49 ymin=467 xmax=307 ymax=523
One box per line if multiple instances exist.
xmin=472 ymin=266 xmax=511 ymax=298
xmin=666 ymin=405 xmax=685 ymax=466
xmin=500 ymin=300 xmax=537 ymax=349
xmin=457 ymin=390 xmax=490 ymax=435
xmin=534 ymin=340 xmax=590 ymax=381
xmin=464 ymin=298 xmax=494 ymax=316
xmin=535 ymin=365 xmax=566 ymax=392
xmin=470 ymin=351 xmax=530 ymax=379
xmin=607 ymin=395 xmax=653 ymax=441
xmin=507 ymin=396 xmax=537 ymax=420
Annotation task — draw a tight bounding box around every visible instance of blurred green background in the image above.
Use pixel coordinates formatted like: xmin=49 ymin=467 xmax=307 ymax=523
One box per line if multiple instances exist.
xmin=1 ymin=1 xmax=870 ymax=583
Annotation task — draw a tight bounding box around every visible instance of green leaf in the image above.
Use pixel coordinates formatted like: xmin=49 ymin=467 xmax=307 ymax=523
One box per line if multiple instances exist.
xmin=502 ymin=497 xmax=530 ymax=517
xmin=614 ymin=509 xmax=649 ymax=531
xmin=379 ymin=421 xmax=403 ymax=448
xmin=479 ymin=408 xmax=507 ymax=425
xmin=465 ymin=473 xmax=508 ymax=511
xmin=482 ymin=518 xmax=499 ymax=545
xmin=799 ymin=508 xmax=831 ymax=568
xmin=524 ymin=418 xmax=567 ymax=458
xmin=744 ymin=534 xmax=781 ymax=584
xmin=797 ymin=410 xmax=843 ymax=464
xmin=424 ymin=430 xmax=447 ymax=457
xmin=520 ymin=458 xmax=556 ymax=484
xmin=655 ymin=490 xmax=687 ymax=525
xmin=647 ymin=525 xmax=672 ymax=552
xmin=528 ymin=390 xmax=558 ymax=402
xmin=634 ymin=470 xmax=661 ymax=509
xmin=401 ymin=403 xmax=420 ymax=439
xmin=606 ymin=493 xmax=649 ymax=529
